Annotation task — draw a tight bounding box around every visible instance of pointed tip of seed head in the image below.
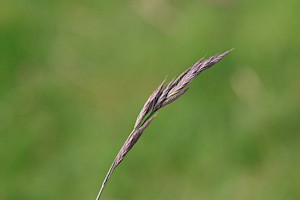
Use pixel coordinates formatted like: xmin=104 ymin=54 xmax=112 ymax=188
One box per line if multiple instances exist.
xmin=220 ymin=48 xmax=234 ymax=57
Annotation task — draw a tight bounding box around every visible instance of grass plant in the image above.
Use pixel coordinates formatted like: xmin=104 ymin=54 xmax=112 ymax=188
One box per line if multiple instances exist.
xmin=96 ymin=50 xmax=232 ymax=199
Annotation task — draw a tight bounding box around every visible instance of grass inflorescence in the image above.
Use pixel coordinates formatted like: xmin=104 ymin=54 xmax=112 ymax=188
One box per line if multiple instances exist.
xmin=96 ymin=50 xmax=233 ymax=200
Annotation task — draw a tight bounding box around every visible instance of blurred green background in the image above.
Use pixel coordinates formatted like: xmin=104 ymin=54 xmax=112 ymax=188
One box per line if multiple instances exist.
xmin=1 ymin=0 xmax=300 ymax=199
